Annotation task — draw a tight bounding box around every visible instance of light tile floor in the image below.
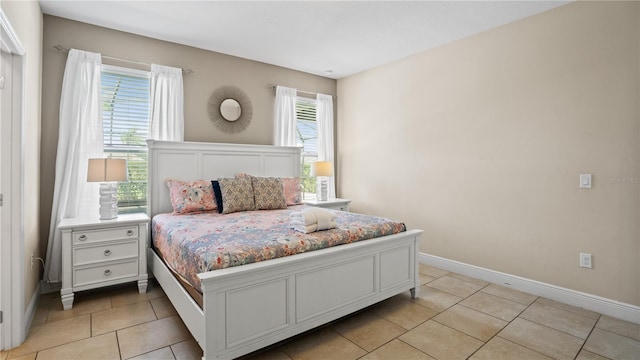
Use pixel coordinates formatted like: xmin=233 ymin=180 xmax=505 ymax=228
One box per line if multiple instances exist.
xmin=2 ymin=264 xmax=638 ymax=360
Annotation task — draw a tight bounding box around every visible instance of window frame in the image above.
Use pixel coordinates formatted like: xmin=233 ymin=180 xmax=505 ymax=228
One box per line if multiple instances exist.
xmin=101 ymin=64 xmax=151 ymax=214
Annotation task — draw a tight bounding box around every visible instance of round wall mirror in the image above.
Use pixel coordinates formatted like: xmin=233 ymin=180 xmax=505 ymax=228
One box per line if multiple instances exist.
xmin=207 ymin=86 xmax=253 ymax=133
xmin=220 ymin=98 xmax=242 ymax=121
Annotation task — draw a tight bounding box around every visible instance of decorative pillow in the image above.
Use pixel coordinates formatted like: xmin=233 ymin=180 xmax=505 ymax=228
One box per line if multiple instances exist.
xmin=282 ymin=177 xmax=302 ymax=205
xmin=252 ymin=177 xmax=287 ymax=210
xmin=166 ymin=179 xmax=217 ymax=214
xmin=218 ymin=176 xmax=255 ymax=214
xmin=211 ymin=180 xmax=224 ymax=214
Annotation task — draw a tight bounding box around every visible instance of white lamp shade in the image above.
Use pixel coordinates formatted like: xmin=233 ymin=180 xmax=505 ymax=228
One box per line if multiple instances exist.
xmin=310 ymin=161 xmax=334 ymax=177
xmin=87 ymin=158 xmax=128 ymax=182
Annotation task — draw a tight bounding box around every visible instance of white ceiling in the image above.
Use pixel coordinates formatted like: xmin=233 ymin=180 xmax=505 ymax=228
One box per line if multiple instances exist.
xmin=39 ymin=1 xmax=570 ymax=79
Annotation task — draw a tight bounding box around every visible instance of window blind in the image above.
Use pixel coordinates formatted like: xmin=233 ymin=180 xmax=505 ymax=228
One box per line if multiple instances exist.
xmin=101 ymin=66 xmax=150 ymax=212
xmin=296 ymin=98 xmax=317 ymax=154
xmin=296 ymin=97 xmax=317 ymax=199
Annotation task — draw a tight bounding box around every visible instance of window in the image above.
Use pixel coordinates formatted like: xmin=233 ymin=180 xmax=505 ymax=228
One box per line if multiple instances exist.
xmin=296 ymin=97 xmax=317 ymax=199
xmin=101 ymin=65 xmax=150 ymax=213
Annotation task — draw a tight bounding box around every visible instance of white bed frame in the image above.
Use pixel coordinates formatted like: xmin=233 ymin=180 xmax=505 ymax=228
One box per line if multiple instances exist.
xmin=146 ymin=140 xmax=423 ymax=360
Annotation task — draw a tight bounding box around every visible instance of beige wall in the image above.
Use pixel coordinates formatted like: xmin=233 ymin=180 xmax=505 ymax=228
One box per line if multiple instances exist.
xmin=40 ymin=16 xmax=336 ymax=254
xmin=1 ymin=0 xmax=43 ymax=309
xmin=337 ymin=1 xmax=639 ymax=305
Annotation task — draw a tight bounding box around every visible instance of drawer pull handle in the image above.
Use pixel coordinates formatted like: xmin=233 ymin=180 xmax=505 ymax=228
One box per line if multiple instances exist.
xmin=104 ymin=250 xmax=111 ymax=256
xmin=127 ymin=230 xmax=134 ymax=236
xmin=104 ymin=269 xmax=111 ymax=276
xmin=79 ymin=235 xmax=87 ymax=241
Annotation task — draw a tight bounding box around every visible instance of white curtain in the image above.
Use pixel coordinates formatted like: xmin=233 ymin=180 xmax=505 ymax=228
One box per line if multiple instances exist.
xmin=150 ymin=64 xmax=184 ymax=141
xmin=44 ymin=49 xmax=104 ymax=283
xmin=316 ymin=93 xmax=336 ymax=198
xmin=273 ymin=86 xmax=298 ymax=146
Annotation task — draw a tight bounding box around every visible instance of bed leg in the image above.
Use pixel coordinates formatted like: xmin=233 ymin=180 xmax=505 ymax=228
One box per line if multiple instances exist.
xmin=410 ymin=287 xmax=419 ymax=299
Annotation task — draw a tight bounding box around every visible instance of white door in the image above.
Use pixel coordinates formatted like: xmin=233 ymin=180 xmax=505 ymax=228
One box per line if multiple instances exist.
xmin=0 ymin=47 xmax=4 ymax=351
xmin=0 ymin=45 xmax=11 ymax=352
xmin=0 ymin=46 xmax=9 ymax=352
xmin=0 ymin=12 xmax=23 ymax=349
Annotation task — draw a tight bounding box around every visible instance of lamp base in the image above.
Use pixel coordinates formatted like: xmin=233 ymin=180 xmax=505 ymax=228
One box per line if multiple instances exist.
xmin=99 ymin=183 xmax=119 ymax=220
xmin=317 ymin=177 xmax=328 ymax=201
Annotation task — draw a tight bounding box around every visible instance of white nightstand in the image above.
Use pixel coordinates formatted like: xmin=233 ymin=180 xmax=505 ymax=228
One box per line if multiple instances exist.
xmin=58 ymin=213 xmax=150 ymax=310
xmin=303 ymin=198 xmax=351 ymax=212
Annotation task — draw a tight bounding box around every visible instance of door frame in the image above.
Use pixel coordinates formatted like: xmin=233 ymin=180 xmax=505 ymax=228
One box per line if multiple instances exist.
xmin=0 ymin=9 xmax=25 ymax=351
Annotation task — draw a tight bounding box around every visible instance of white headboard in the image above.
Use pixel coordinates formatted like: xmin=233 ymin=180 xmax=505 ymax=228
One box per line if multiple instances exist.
xmin=147 ymin=140 xmax=301 ymax=218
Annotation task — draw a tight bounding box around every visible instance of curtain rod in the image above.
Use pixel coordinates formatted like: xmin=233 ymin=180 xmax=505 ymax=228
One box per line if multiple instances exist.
xmin=269 ymin=85 xmax=336 ymax=100
xmin=53 ymin=44 xmax=194 ymax=74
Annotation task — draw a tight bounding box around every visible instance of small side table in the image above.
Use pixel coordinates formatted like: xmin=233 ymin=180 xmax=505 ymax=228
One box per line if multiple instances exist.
xmin=303 ymin=198 xmax=351 ymax=212
xmin=58 ymin=213 xmax=150 ymax=310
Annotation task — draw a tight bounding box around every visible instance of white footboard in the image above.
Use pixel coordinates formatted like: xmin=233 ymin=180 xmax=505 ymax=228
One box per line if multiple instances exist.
xmin=198 ymin=229 xmax=422 ymax=360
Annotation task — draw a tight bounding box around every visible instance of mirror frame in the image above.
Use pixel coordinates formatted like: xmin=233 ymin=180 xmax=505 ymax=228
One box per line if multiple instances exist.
xmin=207 ymin=86 xmax=253 ymax=133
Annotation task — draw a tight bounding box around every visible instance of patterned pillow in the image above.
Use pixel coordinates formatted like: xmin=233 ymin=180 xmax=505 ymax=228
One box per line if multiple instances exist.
xmin=166 ymin=179 xmax=217 ymax=214
xmin=252 ymin=177 xmax=287 ymax=210
xmin=218 ymin=176 xmax=255 ymax=214
xmin=282 ymin=177 xmax=302 ymax=205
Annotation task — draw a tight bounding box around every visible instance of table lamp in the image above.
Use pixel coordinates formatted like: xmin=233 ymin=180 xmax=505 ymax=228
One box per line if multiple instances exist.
xmin=310 ymin=161 xmax=333 ymax=201
xmin=87 ymin=158 xmax=128 ymax=220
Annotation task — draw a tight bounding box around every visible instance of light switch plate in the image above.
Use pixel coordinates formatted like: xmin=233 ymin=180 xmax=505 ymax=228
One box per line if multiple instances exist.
xmin=580 ymin=174 xmax=592 ymax=189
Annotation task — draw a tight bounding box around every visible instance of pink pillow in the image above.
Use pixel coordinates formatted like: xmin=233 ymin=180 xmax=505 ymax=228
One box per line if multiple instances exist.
xmin=166 ymin=179 xmax=217 ymax=214
xmin=282 ymin=177 xmax=302 ymax=205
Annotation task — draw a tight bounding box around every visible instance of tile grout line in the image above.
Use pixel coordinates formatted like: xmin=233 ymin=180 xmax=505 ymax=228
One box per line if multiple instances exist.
xmin=595 ymin=326 xmax=640 ymax=342
xmin=509 ymin=316 xmax=587 ymax=359
xmin=425 ymin=277 xmax=549 ymax=360
xmin=115 ymin=330 xmax=123 ymax=360
xmin=396 ymin=337 xmax=438 ymax=359
xmin=357 ymin=276 xmax=483 ymax=359
xmin=479 ymin=335 xmax=554 ymax=360
xmin=168 ymin=344 xmax=178 ymax=360
xmin=382 ymin=307 xmax=437 ymax=333
xmin=477 ymin=288 xmax=537 ymax=307
xmin=363 ymin=297 xmax=445 ymax=357
xmin=455 ymin=302 xmax=520 ymax=324
xmin=536 ymin=298 xmax=600 ymax=320
xmin=464 ymin=294 xmax=541 ymax=359
xmin=328 ymin=327 xmax=369 ymax=356
xmin=465 ymin=289 xmax=625 ymax=360
xmin=7 ymin=314 xmax=96 ymax=360
xmin=571 ymin=313 xmax=606 ymax=360
xmin=13 ymin=285 xmax=164 ymax=360
xmin=516 ymin=310 xmax=595 ymax=342
xmin=416 ymin=273 xmax=494 ymax=345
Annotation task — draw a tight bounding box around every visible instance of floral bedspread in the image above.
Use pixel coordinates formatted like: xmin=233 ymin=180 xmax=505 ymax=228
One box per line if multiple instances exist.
xmin=152 ymin=205 xmax=406 ymax=292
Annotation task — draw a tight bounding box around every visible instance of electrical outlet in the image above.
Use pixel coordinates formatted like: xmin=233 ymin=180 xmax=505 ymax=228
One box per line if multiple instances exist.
xmin=580 ymin=253 xmax=592 ymax=268
xmin=30 ymin=253 xmax=34 ymax=270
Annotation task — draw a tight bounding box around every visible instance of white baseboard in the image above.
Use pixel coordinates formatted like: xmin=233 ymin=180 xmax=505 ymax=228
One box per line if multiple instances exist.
xmin=420 ymin=253 xmax=640 ymax=325
xmin=22 ymin=281 xmax=62 ymax=340
xmin=23 ymin=285 xmax=40 ymax=339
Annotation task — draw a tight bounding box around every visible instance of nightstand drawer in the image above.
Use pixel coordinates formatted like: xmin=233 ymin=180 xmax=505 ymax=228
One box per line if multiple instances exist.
xmin=73 ymin=259 xmax=139 ymax=287
xmin=73 ymin=226 xmax=138 ymax=245
xmin=327 ymin=204 xmax=349 ymax=211
xmin=303 ymin=198 xmax=351 ymax=212
xmin=73 ymin=240 xmax=138 ymax=266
